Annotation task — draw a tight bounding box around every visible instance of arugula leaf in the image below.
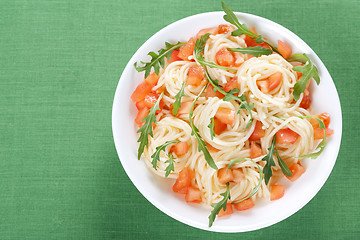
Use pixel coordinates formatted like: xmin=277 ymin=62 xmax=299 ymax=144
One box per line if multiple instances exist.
xmin=172 ymin=81 xmax=186 ymax=116
xmin=137 ymin=92 xmax=164 ymax=159
xmin=204 ymin=68 xmax=254 ymax=128
xmin=262 ymin=136 xmax=292 ymax=184
xmin=208 ymin=117 xmax=215 ymax=140
xmin=287 ymin=53 xmax=308 ymax=64
xmin=165 ymin=153 xmax=175 ymax=177
xmin=298 ymin=116 xmax=326 ymax=159
xmin=189 ymin=85 xmax=218 ymax=170
xmin=229 ymin=158 xmax=264 ymax=204
xmin=134 ymin=42 xmax=186 ymax=78
xmin=290 ymin=54 xmax=320 ymax=101
xmin=151 ymin=140 xmax=179 ymax=169
xmin=194 ymin=33 xmax=235 ymax=72
xmin=208 ymin=183 xmax=230 ymax=227
xmin=228 ymin=46 xmax=272 ymax=57
xmin=221 ymin=2 xmax=279 ymax=54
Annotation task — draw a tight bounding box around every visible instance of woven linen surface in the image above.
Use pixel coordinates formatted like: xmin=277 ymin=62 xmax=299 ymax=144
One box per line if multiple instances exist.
xmin=0 ymin=0 xmax=359 ymax=239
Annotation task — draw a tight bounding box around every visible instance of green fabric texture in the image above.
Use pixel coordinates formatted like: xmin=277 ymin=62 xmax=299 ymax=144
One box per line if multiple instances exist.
xmin=0 ymin=0 xmax=359 ymax=239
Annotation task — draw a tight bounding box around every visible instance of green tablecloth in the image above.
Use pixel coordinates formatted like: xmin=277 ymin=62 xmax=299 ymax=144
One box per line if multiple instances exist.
xmin=1 ymin=0 xmax=359 ymax=239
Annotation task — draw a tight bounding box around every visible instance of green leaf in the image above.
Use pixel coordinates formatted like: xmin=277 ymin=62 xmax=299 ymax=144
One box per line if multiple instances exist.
xmin=228 ymin=46 xmax=272 ymax=57
xmin=229 ymin=158 xmax=264 ymax=204
xmin=134 ymin=42 xmax=186 ymax=78
xmin=287 ymin=53 xmax=308 ymax=64
xmin=172 ymin=81 xmax=186 ymax=116
xmin=274 ymin=145 xmax=292 ymax=177
xmin=204 ymin=68 xmax=254 ymax=128
xmin=165 ymin=153 xmax=175 ymax=177
xmin=221 ymin=2 xmax=279 ymax=54
xmin=189 ymin=85 xmax=218 ymax=170
xmin=297 ymin=116 xmax=326 ymax=159
xmin=208 ymin=183 xmax=230 ymax=227
xmin=208 ymin=117 xmax=215 ymax=140
xmin=151 ymin=140 xmax=179 ymax=169
xmin=137 ymin=92 xmax=164 ymax=159
xmin=291 ymin=54 xmax=320 ymax=101
xmin=194 ymin=33 xmax=235 ymax=72
xmin=262 ymin=137 xmax=277 ymax=185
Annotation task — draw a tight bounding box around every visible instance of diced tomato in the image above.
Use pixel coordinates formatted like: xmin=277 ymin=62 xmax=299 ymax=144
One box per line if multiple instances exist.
xmin=134 ymin=107 xmax=149 ymax=126
xmin=286 ymin=163 xmax=305 ymax=182
xmin=205 ymin=142 xmax=220 ymax=152
xmin=232 ymin=169 xmax=244 ymax=183
xmin=205 ymin=84 xmax=224 ymax=98
xmin=276 ymin=128 xmax=299 ymax=144
xmin=291 ymin=62 xmax=304 ymax=79
xmin=131 ymin=82 xmax=153 ymax=103
xmin=244 ymin=27 xmax=257 ymax=47
xmin=233 ymin=198 xmax=255 ymax=211
xmin=214 ymin=118 xmax=227 ymax=135
xmin=250 ymin=141 xmax=263 ymax=159
xmin=170 ymin=141 xmax=188 ymax=157
xmin=314 ymin=127 xmax=334 ymax=140
xmin=135 ymin=100 xmax=146 ymax=110
xmin=318 ymin=113 xmax=331 ymax=128
xmin=218 ymin=24 xmax=235 ymax=34
xmin=144 ymin=72 xmax=160 ymax=86
xmin=259 ymin=42 xmax=271 ymax=50
xmin=299 ymin=88 xmax=311 ymax=109
xmin=186 ymin=65 xmax=205 ymax=87
xmin=173 ymin=167 xmax=194 ymax=194
xmin=215 ymin=48 xmax=235 ymax=67
xmin=249 ymin=121 xmax=265 ymax=141
xmin=218 ymin=203 xmax=233 ymax=217
xmin=217 ymin=168 xmax=234 ymax=184
xmin=169 ymin=50 xmax=182 ymax=63
xmin=170 ymin=101 xmax=192 ymax=116
xmin=215 ymin=107 xmax=235 ymax=125
xmin=185 ymin=186 xmax=202 ymax=203
xmin=223 ymin=77 xmax=239 ymax=92
xmin=270 ymin=185 xmax=285 ymax=201
xmin=277 ymin=40 xmax=292 ymax=59
xmin=178 ymin=38 xmax=195 ymax=61
xmin=143 ymin=92 xmax=163 ymax=114
xmin=196 ymin=27 xmax=218 ymax=39
xmin=257 ymin=72 xmax=282 ymax=93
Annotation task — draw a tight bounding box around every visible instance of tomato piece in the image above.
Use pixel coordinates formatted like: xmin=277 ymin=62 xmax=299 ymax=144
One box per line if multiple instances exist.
xmin=173 ymin=101 xmax=192 ymax=116
xmin=143 ymin=92 xmax=163 ymax=114
xmin=223 ymin=77 xmax=239 ymax=92
xmin=135 ymin=100 xmax=146 ymax=110
xmin=257 ymin=72 xmax=282 ymax=93
xmin=196 ymin=27 xmax=218 ymax=39
xmin=215 ymin=107 xmax=235 ymax=125
xmin=215 ymin=48 xmax=235 ymax=67
xmin=173 ymin=168 xmax=194 ymax=194
xmin=249 ymin=121 xmax=265 ymax=141
xmin=270 ymin=185 xmax=285 ymax=201
xmin=178 ymin=38 xmax=195 ymax=61
xmin=218 ymin=24 xmax=235 ymax=34
xmin=169 ymin=50 xmax=182 ymax=63
xmin=291 ymin=62 xmax=304 ymax=79
xmin=205 ymin=84 xmax=224 ymax=98
xmin=144 ymin=72 xmax=160 ymax=86
xmin=214 ymin=118 xmax=227 ymax=135
xmin=131 ymin=82 xmax=153 ymax=103
xmin=232 ymin=169 xmax=244 ymax=183
xmin=277 ymin=40 xmax=292 ymax=59
xmin=244 ymin=27 xmax=257 ymax=47
xmin=186 ymin=65 xmax=205 ymax=87
xmin=286 ymin=163 xmax=305 ymax=182
xmin=314 ymin=127 xmax=334 ymax=140
xmin=217 ymin=168 xmax=234 ymax=184
xmin=185 ymin=186 xmax=202 ymax=203
xmin=170 ymin=141 xmax=188 ymax=157
xmin=299 ymin=88 xmax=311 ymax=109
xmin=233 ymin=198 xmax=255 ymax=211
xmin=276 ymin=128 xmax=299 ymax=144
xmin=250 ymin=141 xmax=262 ymax=159
xmin=218 ymin=203 xmax=233 ymax=217
xmin=134 ymin=107 xmax=149 ymax=126
xmin=309 ymin=112 xmax=331 ymax=129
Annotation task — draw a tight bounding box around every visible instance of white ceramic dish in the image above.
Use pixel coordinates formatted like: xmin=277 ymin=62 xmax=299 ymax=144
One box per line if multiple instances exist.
xmin=112 ymin=11 xmax=342 ymax=232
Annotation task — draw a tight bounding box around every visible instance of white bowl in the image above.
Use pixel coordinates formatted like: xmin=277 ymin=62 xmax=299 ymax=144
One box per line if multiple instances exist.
xmin=112 ymin=11 xmax=342 ymax=232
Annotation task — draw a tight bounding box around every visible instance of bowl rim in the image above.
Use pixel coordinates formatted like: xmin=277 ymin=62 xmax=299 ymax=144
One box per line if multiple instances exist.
xmin=112 ymin=11 xmax=342 ymax=233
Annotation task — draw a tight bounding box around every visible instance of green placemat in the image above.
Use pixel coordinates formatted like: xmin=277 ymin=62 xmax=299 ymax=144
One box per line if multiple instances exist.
xmin=0 ymin=0 xmax=359 ymax=239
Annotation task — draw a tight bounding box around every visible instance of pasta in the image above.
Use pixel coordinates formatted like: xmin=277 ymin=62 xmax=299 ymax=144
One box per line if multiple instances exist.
xmin=131 ymin=23 xmax=333 ymax=222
